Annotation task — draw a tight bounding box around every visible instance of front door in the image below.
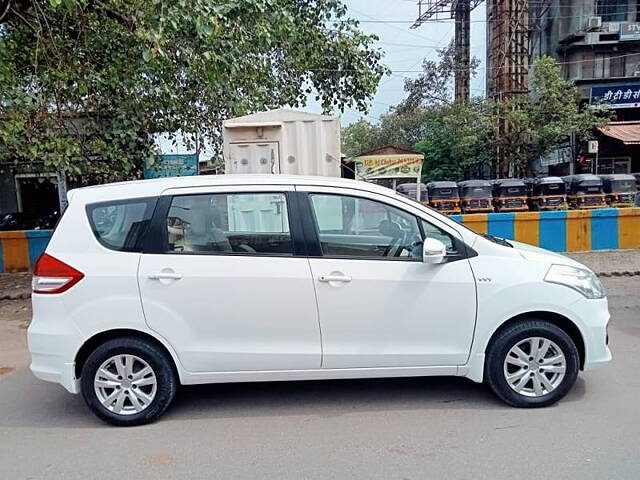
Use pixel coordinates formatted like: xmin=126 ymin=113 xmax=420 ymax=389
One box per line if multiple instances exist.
xmin=138 ymin=185 xmax=321 ymax=373
xmin=300 ymin=187 xmax=477 ymax=369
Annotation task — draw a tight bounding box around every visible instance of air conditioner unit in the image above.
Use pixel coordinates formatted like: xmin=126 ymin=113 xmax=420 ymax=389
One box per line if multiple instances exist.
xmin=633 ymin=70 xmax=640 ymax=77
xmin=585 ymin=16 xmax=602 ymax=31
xmin=584 ymin=32 xmax=600 ymax=44
xmin=603 ymin=22 xmax=620 ymax=33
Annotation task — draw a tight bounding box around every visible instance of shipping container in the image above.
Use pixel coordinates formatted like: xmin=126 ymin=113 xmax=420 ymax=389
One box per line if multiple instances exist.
xmin=223 ymin=109 xmax=341 ymax=177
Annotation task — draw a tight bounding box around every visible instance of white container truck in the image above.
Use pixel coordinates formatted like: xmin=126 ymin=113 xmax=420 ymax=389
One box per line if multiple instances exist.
xmin=222 ymin=109 xmax=341 ymax=177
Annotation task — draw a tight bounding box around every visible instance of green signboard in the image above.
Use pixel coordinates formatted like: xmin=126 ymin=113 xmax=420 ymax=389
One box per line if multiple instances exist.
xmin=144 ymin=154 xmax=199 ymax=178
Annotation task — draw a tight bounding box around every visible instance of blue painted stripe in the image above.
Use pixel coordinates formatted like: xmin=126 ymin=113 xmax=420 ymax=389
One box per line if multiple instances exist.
xmin=25 ymin=231 xmax=52 ymax=268
xmin=591 ymin=208 xmax=619 ymax=250
xmin=449 ymin=214 xmax=463 ymax=224
xmin=539 ymin=210 xmax=567 ymax=252
xmin=0 ymin=238 xmax=4 ymax=273
xmin=487 ymin=212 xmax=515 ymax=240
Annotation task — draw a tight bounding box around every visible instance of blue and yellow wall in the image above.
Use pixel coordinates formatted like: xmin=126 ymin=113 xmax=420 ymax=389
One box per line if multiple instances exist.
xmin=0 ymin=208 xmax=638 ymax=272
xmin=0 ymin=231 xmax=53 ymax=273
xmin=450 ymin=207 xmax=640 ymax=252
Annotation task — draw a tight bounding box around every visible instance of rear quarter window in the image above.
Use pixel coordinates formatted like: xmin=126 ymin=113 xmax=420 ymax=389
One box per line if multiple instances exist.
xmin=86 ymin=198 xmax=156 ymax=252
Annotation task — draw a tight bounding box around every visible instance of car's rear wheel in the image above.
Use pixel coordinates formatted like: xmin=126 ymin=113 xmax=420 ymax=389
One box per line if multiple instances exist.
xmin=485 ymin=320 xmax=579 ymax=407
xmin=80 ymin=337 xmax=177 ymax=426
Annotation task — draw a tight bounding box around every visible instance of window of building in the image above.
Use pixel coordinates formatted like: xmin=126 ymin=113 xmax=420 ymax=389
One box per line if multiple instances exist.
xmin=596 ymin=0 xmax=628 ymax=21
xmin=165 ymin=193 xmax=293 ymax=255
xmin=581 ymin=51 xmax=626 ymax=79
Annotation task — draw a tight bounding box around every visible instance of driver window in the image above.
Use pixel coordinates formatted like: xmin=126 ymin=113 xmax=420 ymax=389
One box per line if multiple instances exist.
xmin=166 ymin=192 xmax=293 ymax=255
xmin=421 ymin=219 xmax=457 ymax=253
xmin=309 ymin=194 xmax=422 ymax=259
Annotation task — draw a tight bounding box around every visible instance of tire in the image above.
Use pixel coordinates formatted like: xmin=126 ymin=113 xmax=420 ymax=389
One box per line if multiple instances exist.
xmin=485 ymin=320 xmax=579 ymax=408
xmin=80 ymin=337 xmax=177 ymax=426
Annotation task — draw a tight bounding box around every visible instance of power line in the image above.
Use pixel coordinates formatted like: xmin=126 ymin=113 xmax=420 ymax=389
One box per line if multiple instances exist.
xmin=312 ymin=51 xmax=640 ymax=74
xmin=331 ymin=11 xmax=640 ymax=24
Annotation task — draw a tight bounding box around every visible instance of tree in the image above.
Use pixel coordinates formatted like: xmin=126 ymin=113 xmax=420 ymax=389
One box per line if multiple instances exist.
xmin=341 ymin=119 xmax=379 ymax=157
xmin=495 ymin=56 xmax=610 ymax=176
xmin=414 ymin=101 xmax=493 ymax=182
xmin=0 ymin=0 xmax=385 ymax=179
xmin=341 ymin=43 xmax=478 ymax=158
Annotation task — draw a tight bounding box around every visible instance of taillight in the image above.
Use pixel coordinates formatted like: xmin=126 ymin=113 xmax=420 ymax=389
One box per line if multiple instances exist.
xmin=32 ymin=253 xmax=84 ymax=294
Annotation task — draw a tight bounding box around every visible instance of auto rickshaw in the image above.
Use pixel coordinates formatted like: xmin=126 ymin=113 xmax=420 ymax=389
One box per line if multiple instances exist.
xmin=564 ymin=174 xmax=607 ymax=209
xmin=600 ymin=174 xmax=637 ymax=207
xmin=491 ymin=179 xmax=529 ymax=212
xmin=529 ymin=177 xmax=568 ymax=211
xmin=396 ymin=182 xmax=429 ymax=206
xmin=458 ymin=180 xmax=493 ymax=213
xmin=426 ymin=181 xmax=461 ymax=214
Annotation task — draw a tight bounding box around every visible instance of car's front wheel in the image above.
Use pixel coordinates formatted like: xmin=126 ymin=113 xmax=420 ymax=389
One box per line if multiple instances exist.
xmin=80 ymin=337 xmax=177 ymax=426
xmin=485 ymin=320 xmax=580 ymax=407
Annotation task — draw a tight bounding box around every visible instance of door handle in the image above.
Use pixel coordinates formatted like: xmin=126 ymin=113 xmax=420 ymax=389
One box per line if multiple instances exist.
xmin=148 ymin=272 xmax=183 ymax=280
xmin=318 ymin=274 xmax=352 ymax=283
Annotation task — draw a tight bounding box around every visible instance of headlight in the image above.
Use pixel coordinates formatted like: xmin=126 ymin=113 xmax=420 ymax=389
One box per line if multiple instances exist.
xmin=544 ymin=264 xmax=605 ymax=299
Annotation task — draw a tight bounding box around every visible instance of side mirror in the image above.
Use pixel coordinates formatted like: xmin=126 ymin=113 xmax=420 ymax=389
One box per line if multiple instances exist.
xmin=423 ymin=238 xmax=447 ymax=264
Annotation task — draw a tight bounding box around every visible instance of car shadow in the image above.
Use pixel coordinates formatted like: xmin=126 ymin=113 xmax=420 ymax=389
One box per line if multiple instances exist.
xmin=0 ymin=371 xmax=587 ymax=429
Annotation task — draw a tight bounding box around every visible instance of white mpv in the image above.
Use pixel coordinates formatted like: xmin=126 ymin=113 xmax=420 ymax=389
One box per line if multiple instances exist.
xmin=28 ymin=175 xmax=611 ymax=425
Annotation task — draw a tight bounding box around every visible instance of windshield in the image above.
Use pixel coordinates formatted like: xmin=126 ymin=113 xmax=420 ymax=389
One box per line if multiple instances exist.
xmin=610 ymin=180 xmax=636 ymax=193
xmin=430 ymin=188 xmax=458 ymax=199
xmin=499 ymin=186 xmax=526 ymax=196
xmin=462 ymin=187 xmax=491 ymax=198
xmin=540 ymin=183 xmax=565 ymax=195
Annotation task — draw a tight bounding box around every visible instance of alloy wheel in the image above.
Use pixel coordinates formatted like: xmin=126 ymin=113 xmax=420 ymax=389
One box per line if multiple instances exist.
xmin=94 ymin=354 xmax=158 ymax=415
xmin=503 ymin=337 xmax=567 ymax=398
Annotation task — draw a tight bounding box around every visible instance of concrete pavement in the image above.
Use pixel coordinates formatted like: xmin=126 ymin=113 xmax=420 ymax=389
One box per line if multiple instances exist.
xmin=0 ymin=276 xmax=638 ymax=479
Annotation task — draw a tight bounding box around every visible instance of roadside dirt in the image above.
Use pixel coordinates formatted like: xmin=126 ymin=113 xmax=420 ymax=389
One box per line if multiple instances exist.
xmin=0 ymin=274 xmax=32 ymax=379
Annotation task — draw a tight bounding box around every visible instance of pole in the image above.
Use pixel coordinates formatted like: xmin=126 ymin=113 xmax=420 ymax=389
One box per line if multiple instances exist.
xmin=454 ymin=0 xmax=471 ymax=103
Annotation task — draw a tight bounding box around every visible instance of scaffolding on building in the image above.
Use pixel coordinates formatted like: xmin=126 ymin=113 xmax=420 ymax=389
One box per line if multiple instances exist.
xmin=413 ymin=0 xmax=553 ymax=176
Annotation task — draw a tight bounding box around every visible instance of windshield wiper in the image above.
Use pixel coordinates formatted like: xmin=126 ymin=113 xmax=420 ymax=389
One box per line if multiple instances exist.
xmin=482 ymin=233 xmax=513 ymax=248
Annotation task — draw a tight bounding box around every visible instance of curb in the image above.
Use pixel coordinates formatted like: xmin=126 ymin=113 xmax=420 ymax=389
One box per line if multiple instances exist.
xmin=599 ymin=271 xmax=640 ymax=277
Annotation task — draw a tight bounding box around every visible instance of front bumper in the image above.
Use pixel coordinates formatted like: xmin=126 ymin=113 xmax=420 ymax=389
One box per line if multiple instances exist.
xmin=572 ymin=296 xmax=612 ymax=371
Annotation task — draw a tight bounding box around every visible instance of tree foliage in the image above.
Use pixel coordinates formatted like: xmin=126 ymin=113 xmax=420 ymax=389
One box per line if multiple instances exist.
xmin=0 ymin=0 xmax=385 ymax=179
xmin=342 ymin=52 xmax=609 ymax=179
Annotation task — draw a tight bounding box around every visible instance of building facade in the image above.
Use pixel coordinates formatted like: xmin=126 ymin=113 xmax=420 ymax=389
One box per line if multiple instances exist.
xmin=530 ymin=0 xmax=640 ymax=175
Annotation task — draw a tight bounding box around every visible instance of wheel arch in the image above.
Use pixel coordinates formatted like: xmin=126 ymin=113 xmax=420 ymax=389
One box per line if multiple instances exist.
xmin=74 ymin=328 xmax=182 ymax=380
xmin=485 ymin=311 xmax=586 ymax=370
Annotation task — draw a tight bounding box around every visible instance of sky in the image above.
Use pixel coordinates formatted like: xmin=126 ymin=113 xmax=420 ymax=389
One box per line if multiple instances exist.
xmin=328 ymin=0 xmax=487 ymax=125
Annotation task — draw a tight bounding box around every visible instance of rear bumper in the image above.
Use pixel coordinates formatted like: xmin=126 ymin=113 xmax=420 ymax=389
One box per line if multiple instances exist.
xmin=30 ymin=357 xmax=80 ymax=394
xmin=27 ymin=297 xmax=84 ymax=394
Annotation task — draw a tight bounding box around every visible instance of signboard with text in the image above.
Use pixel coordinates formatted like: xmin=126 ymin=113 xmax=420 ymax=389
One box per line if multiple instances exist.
xmin=354 ymin=154 xmax=424 ymax=179
xmin=620 ymin=23 xmax=640 ymax=41
xmin=144 ymin=154 xmax=199 ymax=179
xmin=590 ymin=85 xmax=640 ymax=109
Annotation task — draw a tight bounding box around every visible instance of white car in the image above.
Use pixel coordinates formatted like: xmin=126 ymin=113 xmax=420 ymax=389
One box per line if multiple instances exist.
xmin=28 ymin=175 xmax=611 ymax=426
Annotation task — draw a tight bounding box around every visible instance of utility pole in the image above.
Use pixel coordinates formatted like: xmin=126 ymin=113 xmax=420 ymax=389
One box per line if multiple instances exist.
xmin=412 ymin=0 xmax=481 ymax=105
xmin=454 ymin=0 xmax=471 ymax=103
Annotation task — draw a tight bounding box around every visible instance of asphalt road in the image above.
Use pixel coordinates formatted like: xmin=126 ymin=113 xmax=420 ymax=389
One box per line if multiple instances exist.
xmin=1 ymin=277 xmax=639 ymax=480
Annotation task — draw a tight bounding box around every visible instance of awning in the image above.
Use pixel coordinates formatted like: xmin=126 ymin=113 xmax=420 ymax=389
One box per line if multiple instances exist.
xmin=598 ymin=121 xmax=640 ymax=145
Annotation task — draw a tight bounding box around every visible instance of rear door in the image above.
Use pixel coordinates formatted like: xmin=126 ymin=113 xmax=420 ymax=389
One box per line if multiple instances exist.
xmin=138 ymin=184 xmax=321 ymax=373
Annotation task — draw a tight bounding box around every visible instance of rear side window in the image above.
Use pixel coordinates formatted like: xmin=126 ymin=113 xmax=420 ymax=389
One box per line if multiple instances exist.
xmin=165 ymin=192 xmax=293 ymax=255
xmin=87 ymin=198 xmax=156 ymax=252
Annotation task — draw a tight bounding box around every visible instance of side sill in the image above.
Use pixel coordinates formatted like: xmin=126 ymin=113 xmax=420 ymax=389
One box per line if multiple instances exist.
xmin=180 ymin=365 xmax=460 ymax=385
